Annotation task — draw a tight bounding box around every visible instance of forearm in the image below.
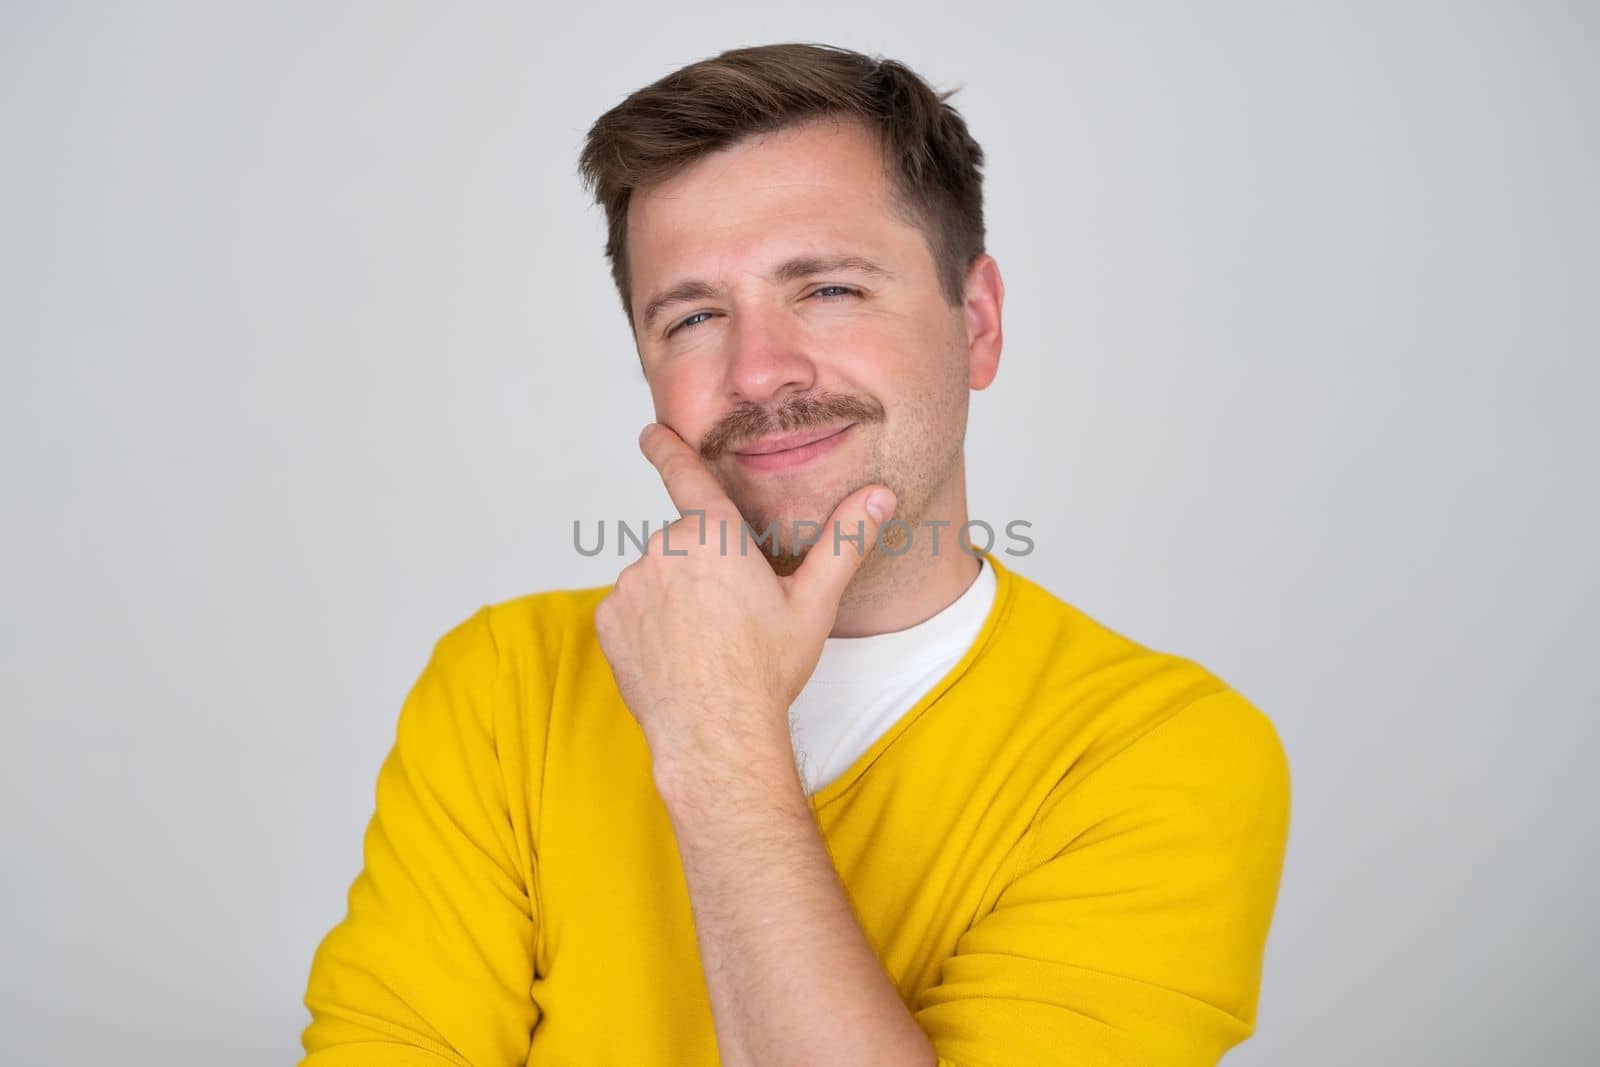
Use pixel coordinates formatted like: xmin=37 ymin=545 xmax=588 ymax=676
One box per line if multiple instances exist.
xmin=654 ymin=733 xmax=937 ymax=1067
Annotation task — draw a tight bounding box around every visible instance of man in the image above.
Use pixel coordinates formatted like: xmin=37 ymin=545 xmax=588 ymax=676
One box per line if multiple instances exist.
xmin=300 ymin=42 xmax=1291 ymax=1067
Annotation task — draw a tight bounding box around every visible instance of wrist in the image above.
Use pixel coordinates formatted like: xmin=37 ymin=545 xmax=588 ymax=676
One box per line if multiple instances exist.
xmin=651 ymin=729 xmax=803 ymax=814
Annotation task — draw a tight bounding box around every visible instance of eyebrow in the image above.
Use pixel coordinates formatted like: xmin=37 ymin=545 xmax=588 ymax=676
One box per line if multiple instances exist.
xmin=640 ymin=254 xmax=897 ymax=333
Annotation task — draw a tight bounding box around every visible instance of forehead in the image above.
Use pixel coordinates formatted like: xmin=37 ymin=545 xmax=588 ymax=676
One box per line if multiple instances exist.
xmin=626 ymin=118 xmax=911 ymax=297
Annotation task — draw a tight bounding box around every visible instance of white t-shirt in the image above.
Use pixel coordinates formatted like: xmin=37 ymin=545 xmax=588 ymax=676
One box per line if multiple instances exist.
xmin=788 ymin=556 xmax=998 ymax=795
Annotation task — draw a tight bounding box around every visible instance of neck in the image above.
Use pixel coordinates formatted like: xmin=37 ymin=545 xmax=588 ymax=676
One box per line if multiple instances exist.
xmin=829 ymin=465 xmax=982 ymax=638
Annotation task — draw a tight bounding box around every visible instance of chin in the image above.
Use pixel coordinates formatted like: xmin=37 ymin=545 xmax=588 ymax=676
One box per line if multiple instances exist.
xmin=720 ymin=500 xmax=818 ymax=555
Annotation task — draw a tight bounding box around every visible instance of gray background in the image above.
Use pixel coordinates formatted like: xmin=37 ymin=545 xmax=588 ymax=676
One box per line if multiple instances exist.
xmin=3 ymin=2 xmax=1595 ymax=1064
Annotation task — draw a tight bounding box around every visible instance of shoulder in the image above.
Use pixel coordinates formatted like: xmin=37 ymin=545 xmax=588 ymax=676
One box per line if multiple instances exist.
xmin=981 ymin=557 xmax=1243 ymax=733
xmin=1110 ymin=687 xmax=1292 ymax=823
xmin=984 ymin=555 xmax=1290 ymax=827
xmin=479 ymin=582 xmax=614 ymax=662
xmin=412 ymin=582 xmax=616 ymax=713
xmin=1024 ymin=681 xmax=1292 ymax=879
xmin=400 ymin=584 xmax=618 ymax=791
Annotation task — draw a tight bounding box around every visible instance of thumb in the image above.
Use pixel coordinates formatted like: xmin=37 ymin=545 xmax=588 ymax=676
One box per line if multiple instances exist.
xmin=792 ymin=484 xmax=896 ymax=614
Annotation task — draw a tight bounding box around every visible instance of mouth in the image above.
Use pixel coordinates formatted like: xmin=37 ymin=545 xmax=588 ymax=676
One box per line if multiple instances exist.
xmin=731 ymin=423 xmax=858 ymax=472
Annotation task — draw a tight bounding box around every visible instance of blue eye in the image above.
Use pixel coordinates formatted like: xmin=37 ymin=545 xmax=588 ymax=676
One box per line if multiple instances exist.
xmin=667 ymin=286 xmax=861 ymax=337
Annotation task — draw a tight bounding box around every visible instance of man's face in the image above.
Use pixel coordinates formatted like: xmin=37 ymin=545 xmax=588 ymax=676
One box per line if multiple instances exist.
xmin=625 ymin=116 xmax=991 ymax=574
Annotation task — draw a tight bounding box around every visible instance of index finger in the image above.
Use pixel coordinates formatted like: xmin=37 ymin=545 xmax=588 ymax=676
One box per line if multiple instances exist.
xmin=638 ymin=422 xmax=734 ymax=518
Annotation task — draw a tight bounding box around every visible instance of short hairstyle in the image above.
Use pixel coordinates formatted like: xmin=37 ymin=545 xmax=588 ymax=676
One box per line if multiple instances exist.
xmin=577 ymin=42 xmax=987 ymax=331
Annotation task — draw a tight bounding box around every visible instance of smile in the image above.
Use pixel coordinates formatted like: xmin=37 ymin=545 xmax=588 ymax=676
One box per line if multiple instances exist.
xmin=732 ymin=423 xmax=857 ymax=472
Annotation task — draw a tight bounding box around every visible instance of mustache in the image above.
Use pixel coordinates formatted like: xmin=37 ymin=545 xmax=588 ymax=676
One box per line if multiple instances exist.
xmin=700 ymin=391 xmax=885 ymax=461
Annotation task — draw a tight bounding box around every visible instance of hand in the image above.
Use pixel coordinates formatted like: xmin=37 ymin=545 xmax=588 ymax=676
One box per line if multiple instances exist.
xmin=594 ymin=422 xmax=897 ymax=784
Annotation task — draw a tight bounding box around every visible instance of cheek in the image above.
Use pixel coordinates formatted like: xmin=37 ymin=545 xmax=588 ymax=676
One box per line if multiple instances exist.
xmin=648 ymin=365 xmax=722 ymax=441
xmin=846 ymin=329 xmax=956 ymax=408
xmin=865 ymin=337 xmax=969 ymax=438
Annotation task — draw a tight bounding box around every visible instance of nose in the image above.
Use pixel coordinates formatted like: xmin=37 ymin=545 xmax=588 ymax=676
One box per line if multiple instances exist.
xmin=722 ymin=301 xmax=817 ymax=408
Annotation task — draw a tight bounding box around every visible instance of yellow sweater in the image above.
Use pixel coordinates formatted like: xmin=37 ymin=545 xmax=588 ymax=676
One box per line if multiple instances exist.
xmin=300 ymin=551 xmax=1291 ymax=1066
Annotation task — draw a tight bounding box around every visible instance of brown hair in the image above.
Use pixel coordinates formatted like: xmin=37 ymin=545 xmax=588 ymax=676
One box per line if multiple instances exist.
xmin=577 ymin=42 xmax=987 ymax=331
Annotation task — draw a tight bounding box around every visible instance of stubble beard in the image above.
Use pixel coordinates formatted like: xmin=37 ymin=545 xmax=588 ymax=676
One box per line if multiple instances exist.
xmin=734 ymin=452 xmax=938 ymax=579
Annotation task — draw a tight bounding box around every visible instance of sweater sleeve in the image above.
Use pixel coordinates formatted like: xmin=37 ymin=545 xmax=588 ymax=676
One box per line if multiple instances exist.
xmin=911 ymin=689 xmax=1292 ymax=1067
xmin=299 ymin=607 xmax=540 ymax=1067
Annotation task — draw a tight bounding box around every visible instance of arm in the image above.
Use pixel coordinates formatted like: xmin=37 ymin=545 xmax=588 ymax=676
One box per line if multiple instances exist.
xmin=597 ymin=425 xmax=1289 ymax=1062
xmin=653 ymin=729 xmax=938 ymax=1067
xmin=595 ymin=421 xmax=927 ymax=1064
xmin=299 ymin=607 xmax=540 ymax=1067
xmin=653 ymin=688 xmax=1288 ymax=1067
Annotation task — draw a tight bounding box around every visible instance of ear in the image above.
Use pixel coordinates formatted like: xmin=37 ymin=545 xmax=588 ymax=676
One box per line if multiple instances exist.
xmin=961 ymin=254 xmax=1005 ymax=391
